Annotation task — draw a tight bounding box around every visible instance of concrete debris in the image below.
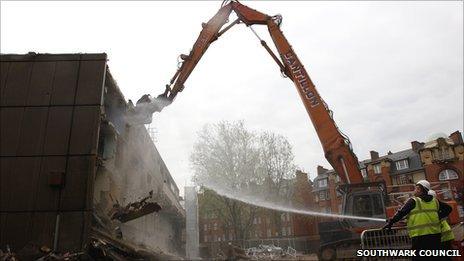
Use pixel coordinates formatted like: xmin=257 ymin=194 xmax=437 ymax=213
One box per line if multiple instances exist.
xmin=246 ymin=244 xmax=297 ymax=260
xmin=89 ymin=228 xmax=184 ymax=260
xmin=108 ymin=190 xmax=162 ymax=223
xmin=0 ymin=245 xmax=17 ymax=261
xmin=0 ymin=244 xmax=85 ymax=261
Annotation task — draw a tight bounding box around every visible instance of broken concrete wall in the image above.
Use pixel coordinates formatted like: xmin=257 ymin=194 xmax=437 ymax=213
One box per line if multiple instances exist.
xmin=93 ymin=65 xmax=185 ymax=257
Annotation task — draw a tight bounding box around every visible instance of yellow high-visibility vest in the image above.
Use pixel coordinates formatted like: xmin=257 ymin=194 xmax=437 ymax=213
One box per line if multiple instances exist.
xmin=440 ymin=219 xmax=455 ymax=242
xmin=407 ymin=197 xmax=440 ymax=238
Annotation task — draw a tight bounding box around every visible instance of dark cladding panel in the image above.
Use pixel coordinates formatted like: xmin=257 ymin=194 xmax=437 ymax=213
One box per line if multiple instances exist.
xmin=69 ymin=106 xmax=101 ymax=155
xmin=30 ymin=212 xmax=57 ymax=248
xmin=16 ymin=107 xmax=48 ymax=156
xmin=58 ymin=211 xmax=91 ymax=252
xmin=0 ymin=213 xmax=33 ymax=251
xmin=50 ymin=61 xmax=79 ymax=105
xmin=0 ymin=158 xmax=12 ymax=210
xmin=60 ymin=156 xmax=96 ymax=211
xmin=43 ymin=107 xmax=73 ymax=155
xmin=0 ymin=107 xmax=23 ymax=156
xmin=75 ymin=60 xmax=106 ymax=105
xmin=26 ymin=61 xmax=55 ymax=106
xmin=0 ymin=62 xmax=10 ymax=93
xmin=1 ymin=61 xmax=32 ymax=107
xmin=34 ymin=156 xmax=66 ymax=211
xmin=0 ymin=53 xmax=107 ymax=252
xmin=2 ymin=157 xmax=42 ymax=211
xmin=0 ymin=212 xmax=56 ymax=252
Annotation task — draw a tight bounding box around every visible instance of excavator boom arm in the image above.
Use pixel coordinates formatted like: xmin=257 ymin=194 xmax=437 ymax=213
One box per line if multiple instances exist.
xmin=165 ymin=4 xmax=233 ymax=101
xmin=157 ymin=1 xmax=363 ymax=184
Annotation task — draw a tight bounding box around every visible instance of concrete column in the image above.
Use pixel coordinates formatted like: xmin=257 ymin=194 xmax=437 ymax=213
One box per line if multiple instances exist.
xmin=185 ymin=186 xmax=199 ymax=259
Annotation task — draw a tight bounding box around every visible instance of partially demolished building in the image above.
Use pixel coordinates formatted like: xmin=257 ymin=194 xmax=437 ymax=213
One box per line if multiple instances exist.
xmin=0 ymin=53 xmax=185 ymax=259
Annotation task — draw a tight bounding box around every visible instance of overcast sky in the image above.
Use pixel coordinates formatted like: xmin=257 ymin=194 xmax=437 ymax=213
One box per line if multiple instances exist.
xmin=2 ymin=1 xmax=462 ymax=192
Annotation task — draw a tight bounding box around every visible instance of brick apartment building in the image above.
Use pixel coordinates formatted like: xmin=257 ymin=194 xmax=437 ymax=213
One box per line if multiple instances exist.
xmin=312 ymin=166 xmax=343 ymax=214
xmin=313 ymin=131 xmax=464 ymax=216
xmin=198 ymin=171 xmax=319 ymax=257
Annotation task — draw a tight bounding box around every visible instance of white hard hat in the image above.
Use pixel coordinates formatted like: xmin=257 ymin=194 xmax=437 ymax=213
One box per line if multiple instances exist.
xmin=416 ymin=180 xmax=431 ymax=191
xmin=428 ymin=190 xmax=437 ymax=197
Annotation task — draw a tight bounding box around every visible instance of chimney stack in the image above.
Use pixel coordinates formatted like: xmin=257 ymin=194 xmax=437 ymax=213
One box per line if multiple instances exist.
xmin=370 ymin=150 xmax=379 ymax=160
xmin=449 ymin=131 xmax=463 ymax=145
xmin=411 ymin=141 xmax=424 ymax=152
xmin=317 ymin=165 xmax=329 ymax=175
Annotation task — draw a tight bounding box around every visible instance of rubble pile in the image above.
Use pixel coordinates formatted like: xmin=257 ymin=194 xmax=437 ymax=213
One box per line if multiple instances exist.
xmin=246 ymin=244 xmax=297 ymax=260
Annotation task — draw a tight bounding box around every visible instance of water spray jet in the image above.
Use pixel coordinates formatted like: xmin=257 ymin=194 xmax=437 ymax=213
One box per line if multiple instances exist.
xmin=201 ymin=180 xmax=386 ymax=223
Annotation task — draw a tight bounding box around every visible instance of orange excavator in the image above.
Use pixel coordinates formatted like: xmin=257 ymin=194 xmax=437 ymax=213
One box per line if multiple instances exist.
xmin=136 ymin=0 xmax=363 ymax=185
xmin=130 ymin=0 xmax=461 ymax=259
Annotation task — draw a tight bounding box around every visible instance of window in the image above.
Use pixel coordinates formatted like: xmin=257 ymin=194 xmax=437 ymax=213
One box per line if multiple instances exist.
xmin=204 ymin=235 xmax=208 ymax=242
xmin=253 ymin=217 xmax=257 ymax=224
xmin=286 ymin=213 xmax=291 ymax=222
xmin=267 ymin=229 xmax=271 ymax=237
xmin=439 ymin=169 xmax=459 ymax=181
xmin=372 ymin=194 xmax=384 ymax=215
xmin=434 ymin=147 xmax=452 ymax=161
xmin=396 ymin=174 xmax=411 ymax=185
xmin=204 ymin=224 xmax=207 ymax=231
xmin=395 ymin=159 xmax=409 ymax=170
xmin=282 ymin=227 xmax=287 ymax=236
xmin=361 ymin=168 xmax=367 ymax=178
xmin=442 ymin=189 xmax=453 ymax=200
xmin=213 ymin=223 xmax=217 ymax=230
xmin=318 ymin=178 xmax=328 ymax=188
xmin=319 ymin=190 xmax=329 ymax=200
xmin=373 ymin=164 xmax=382 ymax=174
xmin=334 ymin=175 xmax=340 ymax=183
xmin=353 ymin=195 xmax=373 ymax=217
xmin=287 ymin=226 xmax=292 ymax=236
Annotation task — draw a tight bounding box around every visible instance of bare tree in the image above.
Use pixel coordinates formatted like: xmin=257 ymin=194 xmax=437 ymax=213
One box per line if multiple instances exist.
xmin=191 ymin=121 xmax=296 ymax=240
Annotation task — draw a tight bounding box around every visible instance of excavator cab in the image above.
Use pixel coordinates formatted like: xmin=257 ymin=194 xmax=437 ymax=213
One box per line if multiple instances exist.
xmin=318 ymin=181 xmax=387 ymax=260
xmin=341 ymin=181 xmax=388 ymax=228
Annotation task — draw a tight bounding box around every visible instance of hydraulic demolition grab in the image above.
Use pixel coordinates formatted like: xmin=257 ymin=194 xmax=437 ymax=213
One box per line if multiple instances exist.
xmin=136 ymin=0 xmax=364 ymax=185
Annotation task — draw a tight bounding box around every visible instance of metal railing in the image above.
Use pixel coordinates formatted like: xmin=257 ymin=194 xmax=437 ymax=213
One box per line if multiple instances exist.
xmin=361 ymin=227 xmax=411 ymax=250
